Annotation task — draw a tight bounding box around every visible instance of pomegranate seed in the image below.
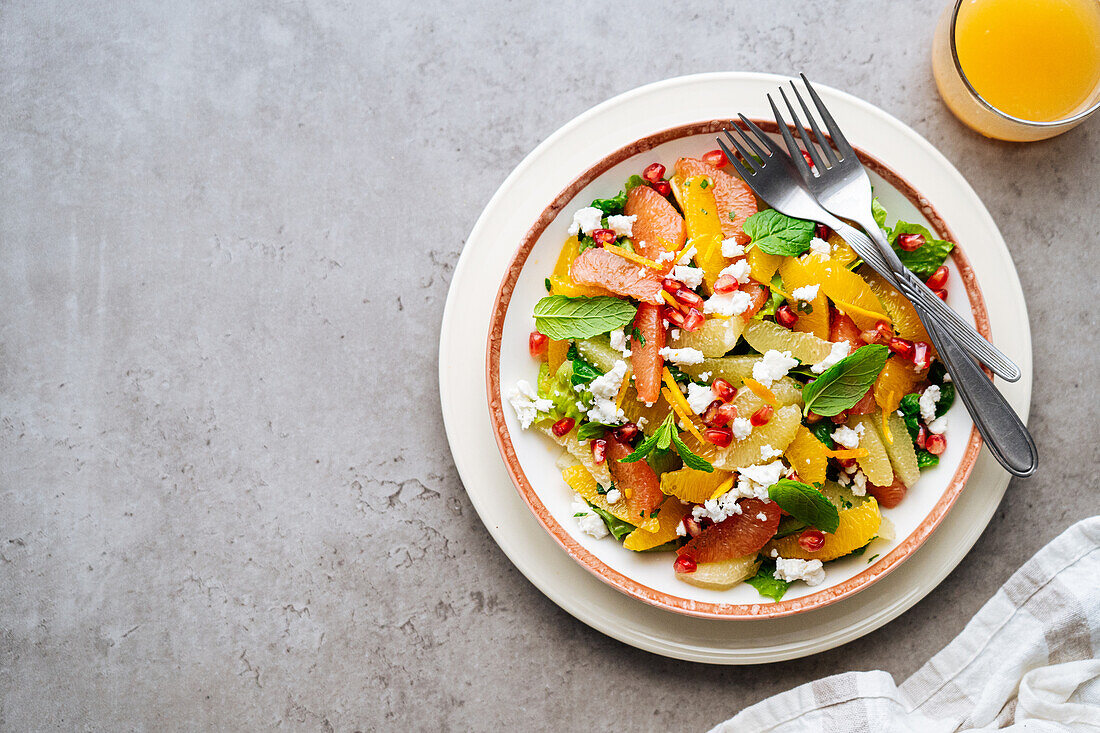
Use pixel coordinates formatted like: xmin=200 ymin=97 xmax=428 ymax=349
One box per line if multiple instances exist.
xmin=815 ymin=223 xmax=832 ymax=240
xmin=861 ymin=321 xmax=893 ymax=345
xmin=837 ymin=457 xmax=858 ymax=469
xmin=701 ymin=400 xmax=725 ymax=428
xmin=888 ymin=337 xmax=914 ymax=358
xmin=529 ymin=331 xmax=549 ymax=358
xmin=798 ymin=529 xmax=826 ymax=552
xmin=713 ymin=274 xmax=740 ymax=293
xmin=750 ymin=405 xmax=773 ymax=427
xmin=916 ymin=426 xmax=928 ymax=450
xmin=926 ymin=433 xmax=947 ymax=455
xmin=805 ymin=411 xmax=823 ymax=423
xmin=682 ymin=309 xmax=705 ymax=332
xmin=612 ymin=423 xmax=639 ymax=442
xmin=702 ymin=149 xmax=729 ymax=167
xmin=664 ymin=307 xmax=687 ymax=327
xmin=831 ymin=410 xmax=850 ymax=424
xmin=712 ymin=378 xmax=736 ymax=402
xmin=776 ymin=304 xmax=799 ymax=328
xmin=652 ymin=180 xmax=672 ymax=197
xmin=801 ymin=149 xmax=815 ymax=168
xmin=704 ymin=427 xmax=734 ymax=447
xmin=926 ymin=265 xmax=949 ymax=290
xmin=662 ymin=277 xmax=683 ymax=294
xmin=934 ymin=289 xmax=949 ymax=301
xmin=912 ymin=341 xmax=932 ymax=371
xmin=716 ymin=403 xmax=739 ymax=425
xmin=592 ymin=228 xmax=616 ymax=245
xmin=642 ymin=162 xmax=665 ymax=183
xmin=674 ymin=288 xmax=705 ymax=310
xmin=682 ymin=516 xmax=703 ymax=538
xmin=551 ymin=417 xmax=575 ymax=436
xmin=897 ymin=232 xmax=925 ymax=251
xmin=591 ymin=439 xmax=607 ymax=464
xmin=673 ymin=555 xmax=698 ymax=574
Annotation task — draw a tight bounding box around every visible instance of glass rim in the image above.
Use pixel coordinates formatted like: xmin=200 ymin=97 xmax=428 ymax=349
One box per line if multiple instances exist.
xmin=948 ymin=0 xmax=1100 ymax=128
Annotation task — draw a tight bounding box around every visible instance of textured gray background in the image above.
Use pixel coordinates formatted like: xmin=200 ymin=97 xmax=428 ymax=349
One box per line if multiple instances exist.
xmin=2 ymin=1 xmax=1097 ymax=730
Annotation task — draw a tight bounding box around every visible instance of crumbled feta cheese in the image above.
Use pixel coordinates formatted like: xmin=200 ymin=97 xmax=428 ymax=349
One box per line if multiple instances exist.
xmin=920 ymin=385 xmax=941 ymax=425
xmin=837 ymin=471 xmax=851 ymax=487
xmin=942 ymin=373 xmax=952 ymax=383
xmin=831 ymin=423 xmax=865 ymax=449
xmin=686 ymin=382 xmax=716 ymax=414
xmin=670 ymin=328 xmax=681 ymax=340
xmin=843 ymin=461 xmax=858 ymax=475
xmin=809 ymin=237 xmax=831 ymax=257
xmin=790 ymin=284 xmax=820 ymax=301
xmin=719 ymin=259 xmax=751 ymax=284
xmin=769 ymin=548 xmax=779 ymax=558
xmin=721 ymin=238 xmax=745 ymax=258
xmin=675 ymin=244 xmax=697 ymax=265
xmin=636 ymin=416 xmax=648 ymax=429
xmin=737 ymin=460 xmax=786 ymax=493
xmin=605 ymin=488 xmax=622 ymax=504
xmin=756 ymin=512 xmax=768 ymax=521
xmin=571 ymin=494 xmax=609 ymax=539
xmin=730 ymin=417 xmax=753 ymax=440
xmin=567 ymin=207 xmax=604 ymax=236
xmin=659 ymin=346 xmax=705 ymax=365
xmin=928 ymin=415 xmax=948 ymax=435
xmin=850 ymin=470 xmax=867 ymax=496
xmin=704 ymin=290 xmax=752 ymax=317
xmin=507 ymin=380 xmax=553 ymax=429
xmin=675 ymin=521 xmax=688 ymax=537
xmin=811 ymin=341 xmax=851 ymax=374
xmin=672 ymin=265 xmax=705 ymax=289
xmin=699 ymin=371 xmax=711 ymax=381
xmin=586 ymin=360 xmax=628 ymax=425
xmin=605 ymin=214 xmax=636 ymax=238
xmin=657 ymin=249 xmax=676 ymax=263
xmin=774 ymin=557 xmax=826 ymax=586
xmin=575 ymin=401 xmax=586 ymax=411
xmin=609 ymin=328 xmax=632 ymax=357
xmin=760 ymin=444 xmax=783 ymax=460
xmin=752 ymin=350 xmax=799 ymax=387
xmin=692 ymin=493 xmax=744 ymax=524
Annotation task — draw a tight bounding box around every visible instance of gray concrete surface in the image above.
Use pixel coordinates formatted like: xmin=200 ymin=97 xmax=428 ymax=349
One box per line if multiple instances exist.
xmin=1 ymin=1 xmax=1097 ymax=730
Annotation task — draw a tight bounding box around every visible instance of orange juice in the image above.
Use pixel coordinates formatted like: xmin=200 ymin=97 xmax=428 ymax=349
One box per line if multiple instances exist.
xmin=955 ymin=0 xmax=1100 ymax=122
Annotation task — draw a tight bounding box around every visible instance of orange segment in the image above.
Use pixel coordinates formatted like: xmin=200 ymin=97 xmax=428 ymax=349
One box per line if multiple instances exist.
xmin=747 ymin=246 xmax=783 ymax=284
xmin=623 ymin=499 xmax=689 ymax=551
xmin=764 ymin=497 xmax=881 ymax=561
xmin=779 ymin=256 xmax=830 ymax=339
xmin=671 ymin=175 xmax=727 ymax=293
xmin=826 ymin=231 xmax=859 ymax=267
xmin=803 ymin=255 xmax=891 ymax=331
xmin=675 ymin=158 xmax=758 ymax=244
xmin=547 ymin=339 xmax=569 ymax=374
xmin=660 ymin=466 xmax=734 ymax=503
xmin=874 ymin=356 xmax=920 ymax=414
xmin=785 ymin=425 xmax=828 ymax=486
xmin=861 ymin=267 xmax=932 ymax=344
xmin=562 ymin=464 xmax=659 ymax=532
xmin=550 ymin=237 xmax=613 ymax=297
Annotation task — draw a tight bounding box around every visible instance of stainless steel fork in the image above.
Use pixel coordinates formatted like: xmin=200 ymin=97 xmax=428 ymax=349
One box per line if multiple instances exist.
xmin=716 ymin=113 xmax=1037 ymax=477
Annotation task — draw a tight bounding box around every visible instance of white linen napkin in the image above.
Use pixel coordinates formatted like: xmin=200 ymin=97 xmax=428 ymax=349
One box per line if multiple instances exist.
xmin=711 ymin=517 xmax=1100 ymax=732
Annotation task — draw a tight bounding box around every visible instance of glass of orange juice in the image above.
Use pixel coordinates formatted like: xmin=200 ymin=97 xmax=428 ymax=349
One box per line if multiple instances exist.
xmin=932 ymin=0 xmax=1100 ymax=141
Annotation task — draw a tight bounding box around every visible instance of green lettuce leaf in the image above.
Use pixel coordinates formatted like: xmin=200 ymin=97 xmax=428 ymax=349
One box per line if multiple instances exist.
xmin=746 ymin=562 xmax=791 ymax=602
xmin=587 ymin=502 xmax=635 ymax=540
xmin=889 ymin=221 xmax=955 ymax=278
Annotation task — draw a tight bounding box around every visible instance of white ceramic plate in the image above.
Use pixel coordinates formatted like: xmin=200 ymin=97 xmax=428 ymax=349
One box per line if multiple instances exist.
xmin=440 ymin=72 xmax=1031 ymax=661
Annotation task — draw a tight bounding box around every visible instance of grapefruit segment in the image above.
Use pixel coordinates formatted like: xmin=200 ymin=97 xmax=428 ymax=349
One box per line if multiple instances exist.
xmin=866 ymin=477 xmax=907 ymax=509
xmin=631 ymin=303 xmax=666 ymax=404
xmin=624 ymin=185 xmax=686 ymax=259
xmin=675 ymin=158 xmax=758 ymax=244
xmin=569 ymin=247 xmax=664 ymax=304
xmin=678 ymin=497 xmax=781 ymax=563
xmin=550 ymin=237 xmax=613 ymax=297
xmin=607 ymin=435 xmax=665 ymax=515
xmin=829 ymin=310 xmax=864 ymax=352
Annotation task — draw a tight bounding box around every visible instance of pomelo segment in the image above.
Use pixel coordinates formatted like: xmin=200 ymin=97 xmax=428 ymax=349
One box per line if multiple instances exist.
xmin=852 ymin=415 xmax=894 ymax=486
xmin=678 ymin=497 xmax=781 ymax=562
xmin=619 ymin=387 xmax=672 ymax=433
xmin=632 ymin=302 xmax=666 ymax=404
xmin=675 ymin=158 xmax=758 ymax=244
xmin=784 ymin=425 xmax=828 ymax=486
xmin=623 ymin=498 xmax=688 ymax=551
xmin=561 ymin=464 xmax=659 ymax=532
xmin=543 ymin=425 xmax=613 ymax=488
xmin=861 ymin=266 xmax=932 ymax=344
xmin=569 ymin=247 xmax=664 ymax=304
xmin=576 ymin=335 xmax=620 ymax=373
xmin=873 ymin=411 xmax=920 ymax=488
xmin=713 ymin=404 xmax=801 ymax=470
xmin=660 ymin=466 xmax=734 ymax=504
xmin=681 ymin=355 xmax=757 ymax=385
xmin=669 ymin=313 xmax=745 ymax=356
xmin=624 ymin=184 xmax=686 ymax=259
xmin=743 ymin=319 xmax=833 ymax=365
xmin=765 ymin=497 xmax=881 ymax=562
xmin=803 ymin=256 xmax=891 ymax=331
xmin=550 ymin=237 xmax=613 ymax=297
xmin=778 ymin=256 xmax=830 ymax=339
xmin=677 ymin=554 xmax=760 ymax=590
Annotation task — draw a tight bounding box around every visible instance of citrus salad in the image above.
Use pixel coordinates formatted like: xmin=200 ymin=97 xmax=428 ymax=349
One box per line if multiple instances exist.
xmin=508 ymin=149 xmax=957 ymax=599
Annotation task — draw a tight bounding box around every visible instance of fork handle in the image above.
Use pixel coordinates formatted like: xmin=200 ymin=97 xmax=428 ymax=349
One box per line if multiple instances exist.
xmin=833 ymin=222 xmax=1021 ymax=382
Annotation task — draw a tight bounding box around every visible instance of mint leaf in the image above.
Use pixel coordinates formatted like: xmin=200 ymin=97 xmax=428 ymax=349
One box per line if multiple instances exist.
xmin=768 ymin=479 xmax=840 ymax=533
xmin=802 ymin=345 xmax=888 ymax=417
xmin=670 ymin=430 xmax=714 ymax=472
xmin=871 ymin=197 xmax=889 ymax=231
xmin=775 ymin=516 xmax=808 ymax=538
xmin=889 ymin=221 xmax=955 ymax=278
xmin=621 ymin=431 xmax=660 ymax=463
xmin=808 ymin=420 xmax=836 ymax=450
xmin=576 ymin=422 xmax=612 ymax=441
xmin=534 ymin=295 xmax=637 ymax=340
xmin=755 ymin=273 xmax=785 ymax=319
xmin=569 ymin=357 xmax=603 ymax=387
xmin=916 ymin=449 xmax=939 ymax=470
xmin=587 ymin=502 xmax=635 ymax=540
xmin=898 ymin=392 xmax=922 ymax=440
xmin=743 ymin=210 xmax=815 ymax=257
xmin=746 ymin=562 xmax=791 ymax=601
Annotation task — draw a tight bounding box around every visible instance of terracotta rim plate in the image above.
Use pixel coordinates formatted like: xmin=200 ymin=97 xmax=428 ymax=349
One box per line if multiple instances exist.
xmin=441 ymin=72 xmax=1031 ymax=661
xmin=485 ymin=118 xmax=987 ymax=619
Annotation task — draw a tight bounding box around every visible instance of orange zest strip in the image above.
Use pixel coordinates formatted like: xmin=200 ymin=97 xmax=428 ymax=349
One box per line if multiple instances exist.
xmin=709 ymin=476 xmax=735 ymax=501
xmin=831 ymin=299 xmax=892 ymax=327
xmin=823 ymin=447 xmax=870 ymax=460
xmin=742 ymin=377 xmax=779 ymax=407
xmin=662 ymin=387 xmax=708 ymax=445
xmin=605 ymin=244 xmax=663 ymax=271
xmin=880 ymin=406 xmax=894 ymax=445
xmin=660 ymin=290 xmax=681 ymax=309
xmin=615 ymin=369 xmax=633 ymax=409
